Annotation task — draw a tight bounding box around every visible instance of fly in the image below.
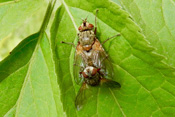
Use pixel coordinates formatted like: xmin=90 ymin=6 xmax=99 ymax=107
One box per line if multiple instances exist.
xmin=75 ymin=65 xmax=121 ymax=110
xmin=62 ymin=10 xmax=120 ymax=84
xmin=61 ymin=10 xmax=121 ymax=110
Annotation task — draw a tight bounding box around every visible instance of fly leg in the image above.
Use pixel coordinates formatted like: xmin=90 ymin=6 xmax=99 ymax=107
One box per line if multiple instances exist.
xmin=61 ymin=41 xmax=76 ymax=48
xmin=100 ymin=54 xmax=109 ymax=64
xmin=94 ymin=9 xmax=98 ymax=35
xmin=101 ymin=34 xmax=120 ymax=45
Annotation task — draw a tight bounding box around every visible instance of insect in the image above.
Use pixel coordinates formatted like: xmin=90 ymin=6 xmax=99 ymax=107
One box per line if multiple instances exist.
xmin=71 ymin=11 xmax=120 ymax=84
xmin=61 ymin=10 xmax=121 ymax=110
xmin=75 ymin=65 xmax=121 ymax=110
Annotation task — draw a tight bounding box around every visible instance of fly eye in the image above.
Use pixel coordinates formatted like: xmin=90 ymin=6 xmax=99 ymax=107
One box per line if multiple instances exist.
xmin=88 ymin=24 xmax=94 ymax=29
xmin=78 ymin=26 xmax=82 ymax=31
xmin=91 ymin=68 xmax=97 ymax=76
xmin=82 ymin=72 xmax=88 ymax=78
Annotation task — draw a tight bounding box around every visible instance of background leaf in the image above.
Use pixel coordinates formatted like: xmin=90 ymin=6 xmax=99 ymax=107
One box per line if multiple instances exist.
xmin=0 ymin=0 xmax=175 ymax=116
xmin=51 ymin=0 xmax=175 ymax=116
xmin=0 ymin=0 xmax=46 ymax=41
xmin=112 ymin=0 xmax=175 ymax=68
xmin=0 ymin=1 xmax=64 ymax=116
xmin=0 ymin=0 xmax=14 ymax=3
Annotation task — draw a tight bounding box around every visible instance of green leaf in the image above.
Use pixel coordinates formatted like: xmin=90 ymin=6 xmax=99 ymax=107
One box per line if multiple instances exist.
xmin=113 ymin=0 xmax=175 ymax=68
xmin=0 ymin=0 xmax=46 ymax=40
xmin=0 ymin=0 xmax=14 ymax=3
xmin=1 ymin=0 xmax=175 ymax=116
xmin=51 ymin=0 xmax=175 ymax=116
xmin=0 ymin=1 xmax=64 ymax=116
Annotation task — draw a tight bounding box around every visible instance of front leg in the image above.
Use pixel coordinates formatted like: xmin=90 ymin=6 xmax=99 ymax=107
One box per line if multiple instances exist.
xmin=61 ymin=41 xmax=76 ymax=48
xmin=102 ymin=34 xmax=120 ymax=45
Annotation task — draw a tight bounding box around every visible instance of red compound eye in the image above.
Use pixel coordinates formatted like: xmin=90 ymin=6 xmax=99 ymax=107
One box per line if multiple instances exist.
xmin=82 ymin=72 xmax=88 ymax=78
xmin=88 ymin=24 xmax=94 ymax=29
xmin=91 ymin=68 xmax=97 ymax=76
xmin=78 ymin=26 xmax=82 ymax=31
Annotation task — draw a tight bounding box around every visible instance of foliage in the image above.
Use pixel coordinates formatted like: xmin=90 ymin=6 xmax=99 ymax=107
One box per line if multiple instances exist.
xmin=0 ymin=0 xmax=175 ymax=116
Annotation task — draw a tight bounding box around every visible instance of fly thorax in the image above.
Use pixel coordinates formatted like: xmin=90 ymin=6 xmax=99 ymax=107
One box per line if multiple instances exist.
xmin=78 ymin=31 xmax=95 ymax=47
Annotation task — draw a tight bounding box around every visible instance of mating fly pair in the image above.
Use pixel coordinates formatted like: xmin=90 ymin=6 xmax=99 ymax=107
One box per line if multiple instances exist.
xmin=61 ymin=10 xmax=121 ymax=110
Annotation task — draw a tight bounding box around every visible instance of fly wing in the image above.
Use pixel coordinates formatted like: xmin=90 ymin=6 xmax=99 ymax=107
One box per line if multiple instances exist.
xmin=92 ymin=39 xmax=114 ymax=79
xmin=100 ymin=78 xmax=121 ymax=88
xmin=99 ymin=49 xmax=114 ymax=79
xmin=73 ymin=44 xmax=85 ymax=85
xmin=75 ymin=83 xmax=92 ymax=110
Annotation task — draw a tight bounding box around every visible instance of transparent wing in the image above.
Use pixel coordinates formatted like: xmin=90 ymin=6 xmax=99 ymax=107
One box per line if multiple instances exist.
xmin=100 ymin=78 xmax=121 ymax=88
xmin=99 ymin=50 xmax=114 ymax=79
xmin=75 ymin=83 xmax=92 ymax=110
xmin=91 ymin=41 xmax=114 ymax=79
xmin=75 ymin=79 xmax=120 ymax=110
xmin=73 ymin=52 xmax=85 ymax=85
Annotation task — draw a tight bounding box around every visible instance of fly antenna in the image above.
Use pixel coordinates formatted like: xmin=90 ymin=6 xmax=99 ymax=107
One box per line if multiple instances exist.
xmin=85 ymin=15 xmax=88 ymax=21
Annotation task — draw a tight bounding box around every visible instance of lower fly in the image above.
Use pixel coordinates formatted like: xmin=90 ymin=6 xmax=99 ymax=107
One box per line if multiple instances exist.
xmin=75 ymin=65 xmax=121 ymax=110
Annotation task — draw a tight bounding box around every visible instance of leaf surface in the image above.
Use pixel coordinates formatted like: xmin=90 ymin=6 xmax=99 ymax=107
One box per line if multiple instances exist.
xmin=113 ymin=0 xmax=175 ymax=68
xmin=0 ymin=0 xmax=46 ymax=40
xmin=0 ymin=0 xmax=175 ymax=116
xmin=0 ymin=0 xmax=14 ymax=3
xmin=51 ymin=0 xmax=175 ymax=116
xmin=0 ymin=1 xmax=64 ymax=116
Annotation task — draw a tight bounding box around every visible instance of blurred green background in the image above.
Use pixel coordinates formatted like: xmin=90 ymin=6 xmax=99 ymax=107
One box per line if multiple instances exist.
xmin=0 ymin=0 xmax=51 ymax=61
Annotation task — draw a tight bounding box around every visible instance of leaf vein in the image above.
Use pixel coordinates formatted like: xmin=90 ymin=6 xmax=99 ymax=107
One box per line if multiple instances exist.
xmin=115 ymin=64 xmax=165 ymax=115
xmin=109 ymin=88 xmax=126 ymax=117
